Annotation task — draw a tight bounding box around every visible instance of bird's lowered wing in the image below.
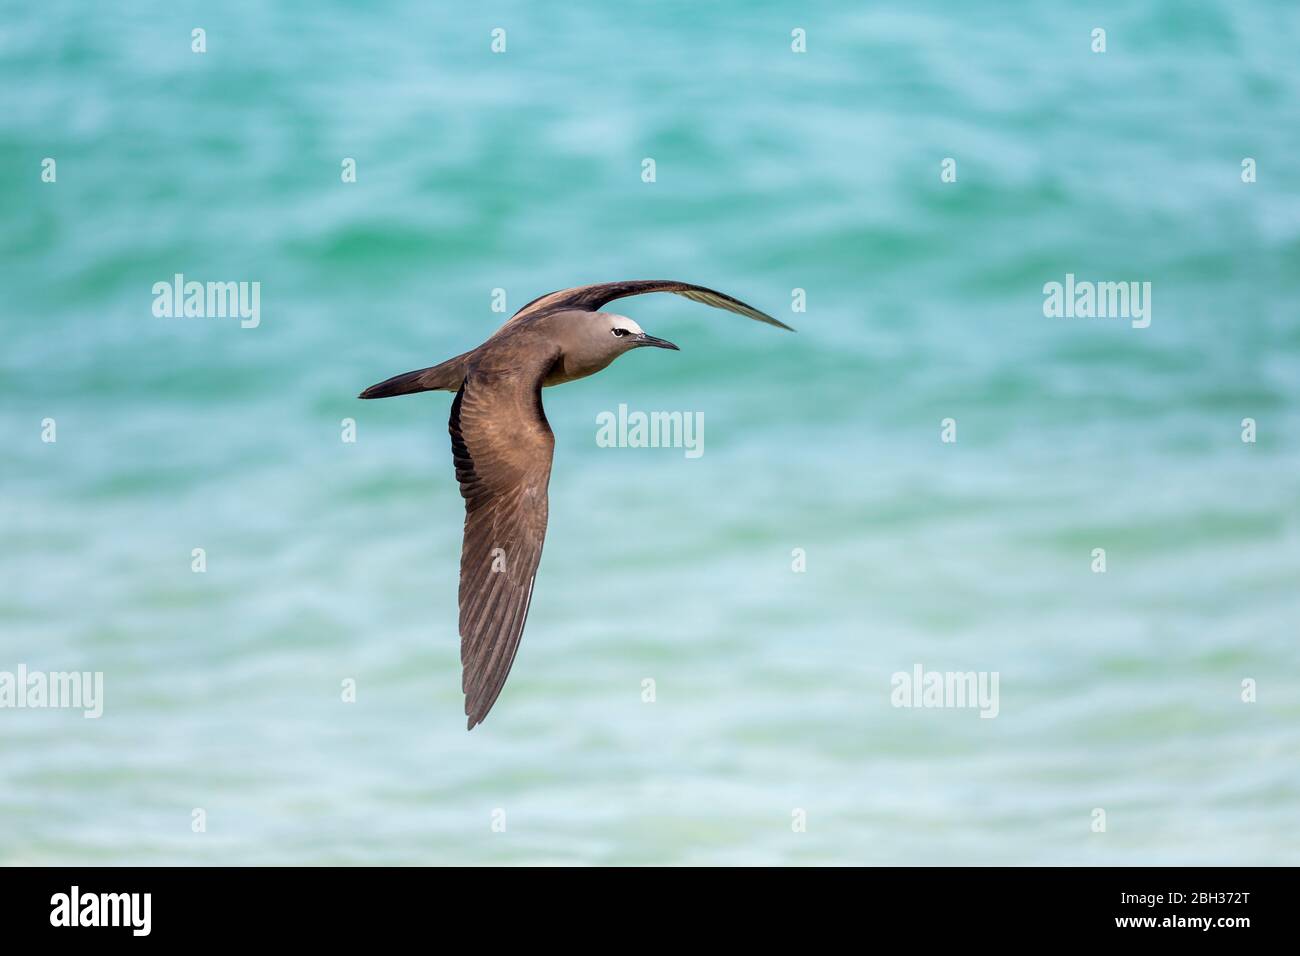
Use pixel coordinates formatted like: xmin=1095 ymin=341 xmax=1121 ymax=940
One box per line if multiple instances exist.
xmin=448 ymin=342 xmax=562 ymax=729
xmin=512 ymin=279 xmax=795 ymax=331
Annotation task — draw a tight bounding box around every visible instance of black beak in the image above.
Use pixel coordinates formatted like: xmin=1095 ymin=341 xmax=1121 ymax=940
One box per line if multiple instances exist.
xmin=636 ymin=333 xmax=679 ymax=351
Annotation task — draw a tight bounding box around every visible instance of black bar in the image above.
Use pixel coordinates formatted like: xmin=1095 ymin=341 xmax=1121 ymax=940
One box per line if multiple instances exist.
xmin=0 ymin=866 xmax=1285 ymax=942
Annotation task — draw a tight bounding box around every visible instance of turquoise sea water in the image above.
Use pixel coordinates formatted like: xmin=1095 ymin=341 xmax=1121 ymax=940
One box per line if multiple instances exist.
xmin=2 ymin=1 xmax=1298 ymax=865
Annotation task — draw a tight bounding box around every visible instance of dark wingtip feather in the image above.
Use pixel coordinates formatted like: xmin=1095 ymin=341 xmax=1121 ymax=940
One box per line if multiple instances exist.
xmin=740 ymin=303 xmax=795 ymax=331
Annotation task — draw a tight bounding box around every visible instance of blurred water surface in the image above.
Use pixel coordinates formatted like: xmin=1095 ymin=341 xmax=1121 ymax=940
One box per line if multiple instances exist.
xmin=1 ymin=1 xmax=1298 ymax=864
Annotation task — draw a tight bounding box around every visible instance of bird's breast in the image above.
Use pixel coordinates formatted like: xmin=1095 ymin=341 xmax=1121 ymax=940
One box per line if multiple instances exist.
xmin=543 ymin=351 xmax=615 ymax=387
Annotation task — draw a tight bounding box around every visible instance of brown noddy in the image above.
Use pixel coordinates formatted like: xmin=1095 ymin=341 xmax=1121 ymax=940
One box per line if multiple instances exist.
xmin=359 ymin=280 xmax=793 ymax=728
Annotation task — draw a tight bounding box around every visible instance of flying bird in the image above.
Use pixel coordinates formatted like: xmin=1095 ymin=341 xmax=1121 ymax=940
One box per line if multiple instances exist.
xmin=359 ymin=280 xmax=793 ymax=728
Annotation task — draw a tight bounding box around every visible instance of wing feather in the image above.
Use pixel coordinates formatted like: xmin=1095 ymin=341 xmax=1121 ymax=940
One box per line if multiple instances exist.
xmin=511 ymin=279 xmax=794 ymax=331
xmin=448 ymin=342 xmax=561 ymax=728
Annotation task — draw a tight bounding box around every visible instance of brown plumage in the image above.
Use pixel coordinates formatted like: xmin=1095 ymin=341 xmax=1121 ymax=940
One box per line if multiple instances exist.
xmin=360 ymin=280 xmax=793 ymax=728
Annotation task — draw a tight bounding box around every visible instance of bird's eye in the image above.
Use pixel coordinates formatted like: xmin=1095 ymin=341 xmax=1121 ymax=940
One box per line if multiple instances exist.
xmin=611 ymin=327 xmax=628 ymax=337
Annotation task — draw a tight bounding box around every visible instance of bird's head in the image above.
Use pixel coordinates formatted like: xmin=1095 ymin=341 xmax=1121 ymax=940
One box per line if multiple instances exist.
xmin=551 ymin=310 xmax=680 ymax=382
xmin=593 ymin=312 xmax=679 ymax=358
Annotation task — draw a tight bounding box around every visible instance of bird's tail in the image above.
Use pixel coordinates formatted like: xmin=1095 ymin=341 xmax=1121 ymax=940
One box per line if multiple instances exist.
xmin=359 ymin=352 xmax=471 ymax=399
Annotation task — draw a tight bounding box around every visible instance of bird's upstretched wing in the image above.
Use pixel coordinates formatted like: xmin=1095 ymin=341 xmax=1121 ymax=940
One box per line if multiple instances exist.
xmin=448 ymin=342 xmax=562 ymax=729
xmin=511 ymin=279 xmax=795 ymax=331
